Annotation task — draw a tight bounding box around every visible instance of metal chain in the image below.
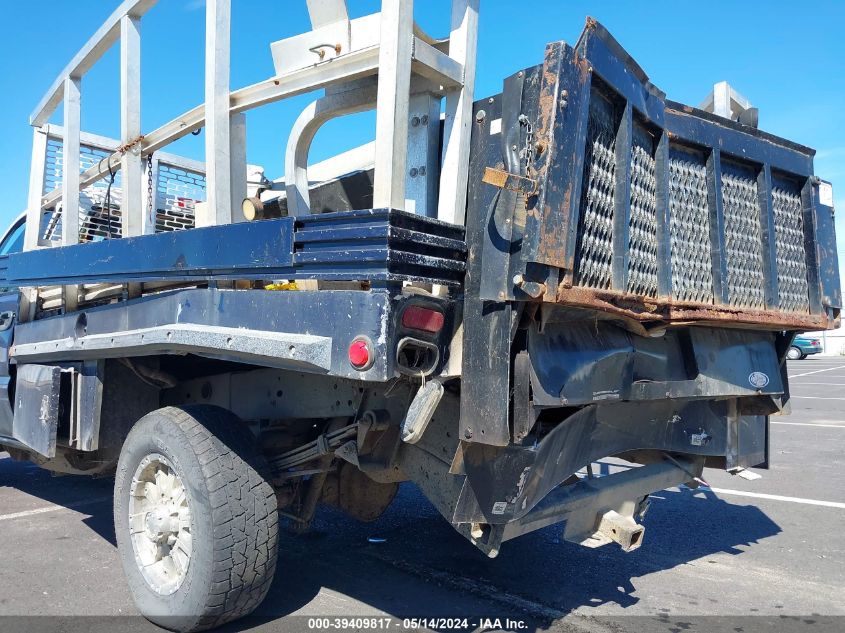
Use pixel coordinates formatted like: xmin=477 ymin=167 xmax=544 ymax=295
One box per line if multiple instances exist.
xmin=146 ymin=152 xmax=154 ymax=225
xmin=518 ymin=114 xmax=534 ymax=177
xmin=105 ymin=159 xmax=116 ymax=240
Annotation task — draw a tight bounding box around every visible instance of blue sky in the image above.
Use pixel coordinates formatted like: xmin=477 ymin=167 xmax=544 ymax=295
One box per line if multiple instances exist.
xmin=0 ymin=0 xmax=842 ymax=286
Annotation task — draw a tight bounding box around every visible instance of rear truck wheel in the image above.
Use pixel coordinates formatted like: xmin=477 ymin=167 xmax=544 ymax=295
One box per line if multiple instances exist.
xmin=786 ymin=346 xmax=803 ymax=360
xmin=114 ymin=405 xmax=278 ymax=632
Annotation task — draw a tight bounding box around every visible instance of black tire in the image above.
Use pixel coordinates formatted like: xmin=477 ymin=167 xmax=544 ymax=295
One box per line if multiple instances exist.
xmin=114 ymin=405 xmax=278 ymax=632
xmin=786 ymin=346 xmax=803 ymax=361
xmin=800 ymin=354 xmax=808 ymax=360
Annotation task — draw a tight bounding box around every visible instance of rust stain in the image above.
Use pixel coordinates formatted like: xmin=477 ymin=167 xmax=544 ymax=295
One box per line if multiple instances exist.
xmin=554 ymin=284 xmax=836 ymax=331
xmin=482 ymin=167 xmax=509 ymax=189
xmin=482 ymin=167 xmax=537 ymax=195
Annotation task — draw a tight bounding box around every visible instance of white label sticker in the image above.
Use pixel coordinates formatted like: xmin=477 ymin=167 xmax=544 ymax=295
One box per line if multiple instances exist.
xmin=819 ymin=181 xmax=834 ymax=207
xmin=749 ymin=371 xmax=770 ymax=389
xmin=690 ymin=433 xmax=708 ymax=447
xmin=489 ymin=118 xmax=502 ymax=136
xmin=491 ymin=501 xmax=508 ymax=515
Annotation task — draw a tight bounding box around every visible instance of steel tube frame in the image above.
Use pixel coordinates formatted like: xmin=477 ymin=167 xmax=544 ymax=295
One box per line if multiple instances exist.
xmin=285 ymin=84 xmax=378 ymax=216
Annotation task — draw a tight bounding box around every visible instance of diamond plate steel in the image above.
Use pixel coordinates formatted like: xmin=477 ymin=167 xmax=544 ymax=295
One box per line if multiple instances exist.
xmin=772 ymin=183 xmax=809 ymax=312
xmin=626 ymin=125 xmax=658 ymax=296
xmin=574 ymin=95 xmax=616 ymax=290
xmin=668 ymin=152 xmax=714 ymax=303
xmin=721 ymin=164 xmax=765 ymax=309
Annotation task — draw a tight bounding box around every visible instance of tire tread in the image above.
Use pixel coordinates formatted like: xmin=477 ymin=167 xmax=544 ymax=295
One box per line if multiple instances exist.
xmin=124 ymin=405 xmax=278 ymax=631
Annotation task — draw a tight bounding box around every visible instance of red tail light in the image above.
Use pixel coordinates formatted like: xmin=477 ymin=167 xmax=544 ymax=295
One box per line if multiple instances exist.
xmin=401 ymin=306 xmax=445 ymax=333
xmin=348 ymin=338 xmax=372 ymax=369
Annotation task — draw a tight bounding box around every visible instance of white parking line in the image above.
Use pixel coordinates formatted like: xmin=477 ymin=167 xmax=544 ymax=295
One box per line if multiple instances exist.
xmin=787 ymin=382 xmax=845 ymax=386
xmin=789 ymin=366 xmax=845 ymax=378
xmin=771 ymin=421 xmax=845 ymax=428
xmin=702 ymin=487 xmax=845 ymax=509
xmin=791 ymin=396 xmax=845 ymax=401
xmin=0 ymin=495 xmax=111 ymax=522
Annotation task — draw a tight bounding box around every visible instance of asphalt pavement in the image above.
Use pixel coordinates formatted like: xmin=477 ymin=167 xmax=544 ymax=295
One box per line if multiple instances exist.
xmin=1 ymin=358 xmax=844 ymax=633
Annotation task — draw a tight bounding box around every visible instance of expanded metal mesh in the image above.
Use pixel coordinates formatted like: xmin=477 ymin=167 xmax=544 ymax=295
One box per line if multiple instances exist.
xmin=772 ymin=182 xmax=810 ymax=312
xmin=39 ymin=138 xmax=205 ymax=242
xmin=668 ymin=150 xmax=714 ymax=303
xmin=574 ymin=94 xmax=616 ymax=290
xmin=626 ymin=124 xmax=658 ymax=297
xmin=721 ymin=163 xmax=766 ymax=309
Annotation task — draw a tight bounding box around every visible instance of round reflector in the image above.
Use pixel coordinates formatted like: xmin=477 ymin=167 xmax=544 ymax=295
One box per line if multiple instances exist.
xmin=348 ymin=338 xmax=371 ymax=369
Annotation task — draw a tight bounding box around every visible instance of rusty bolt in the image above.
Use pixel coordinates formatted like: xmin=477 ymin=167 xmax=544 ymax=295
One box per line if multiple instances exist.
xmin=535 ymin=140 xmax=547 ymax=154
xmin=476 ymin=109 xmax=486 ymax=123
xmin=421 ymin=114 xmax=429 ymax=125
xmin=411 ymin=116 xmax=420 ymax=127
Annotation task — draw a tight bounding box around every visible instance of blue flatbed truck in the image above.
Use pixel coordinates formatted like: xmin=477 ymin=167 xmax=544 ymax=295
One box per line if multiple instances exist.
xmin=0 ymin=2 xmax=840 ymax=630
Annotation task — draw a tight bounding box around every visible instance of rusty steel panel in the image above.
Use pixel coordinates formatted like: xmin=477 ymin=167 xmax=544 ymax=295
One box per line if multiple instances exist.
xmin=469 ymin=17 xmax=839 ymax=332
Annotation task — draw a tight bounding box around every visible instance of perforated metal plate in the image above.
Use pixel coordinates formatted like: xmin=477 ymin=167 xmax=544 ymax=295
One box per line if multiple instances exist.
xmin=155 ymin=163 xmax=205 ymax=232
xmin=668 ymin=149 xmax=714 ymax=303
xmin=772 ymin=181 xmax=810 ymax=313
xmin=626 ymin=124 xmax=658 ymax=297
xmin=721 ymin=163 xmax=765 ymax=309
xmin=42 ymin=138 xmax=123 ymax=243
xmin=574 ymin=92 xmax=616 ymax=290
xmin=40 ymin=139 xmax=205 ymax=243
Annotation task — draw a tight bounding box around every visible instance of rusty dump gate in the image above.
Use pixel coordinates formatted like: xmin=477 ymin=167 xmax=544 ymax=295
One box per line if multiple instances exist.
xmin=467 ymin=19 xmax=841 ymax=332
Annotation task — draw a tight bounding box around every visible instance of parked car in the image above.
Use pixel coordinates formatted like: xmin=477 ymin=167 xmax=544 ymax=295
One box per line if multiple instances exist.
xmin=787 ymin=335 xmax=823 ymax=359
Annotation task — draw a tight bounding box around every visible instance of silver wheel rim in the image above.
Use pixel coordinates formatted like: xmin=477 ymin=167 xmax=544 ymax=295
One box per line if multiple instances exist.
xmin=128 ymin=453 xmax=192 ymax=595
xmin=787 ymin=347 xmax=801 ymax=360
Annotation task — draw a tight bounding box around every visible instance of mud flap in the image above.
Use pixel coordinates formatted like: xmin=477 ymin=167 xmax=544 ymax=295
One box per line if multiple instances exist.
xmin=12 ymin=364 xmax=61 ymax=458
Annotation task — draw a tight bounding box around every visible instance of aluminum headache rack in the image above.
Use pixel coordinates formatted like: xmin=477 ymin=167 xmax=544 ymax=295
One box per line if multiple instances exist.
xmin=10 ymin=0 xmax=477 ymax=315
xmin=465 ymin=19 xmax=841 ymax=332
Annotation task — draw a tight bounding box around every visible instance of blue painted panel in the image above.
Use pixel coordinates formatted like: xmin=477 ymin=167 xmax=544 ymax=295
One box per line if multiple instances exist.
xmin=9 ymin=218 xmax=296 ymax=286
